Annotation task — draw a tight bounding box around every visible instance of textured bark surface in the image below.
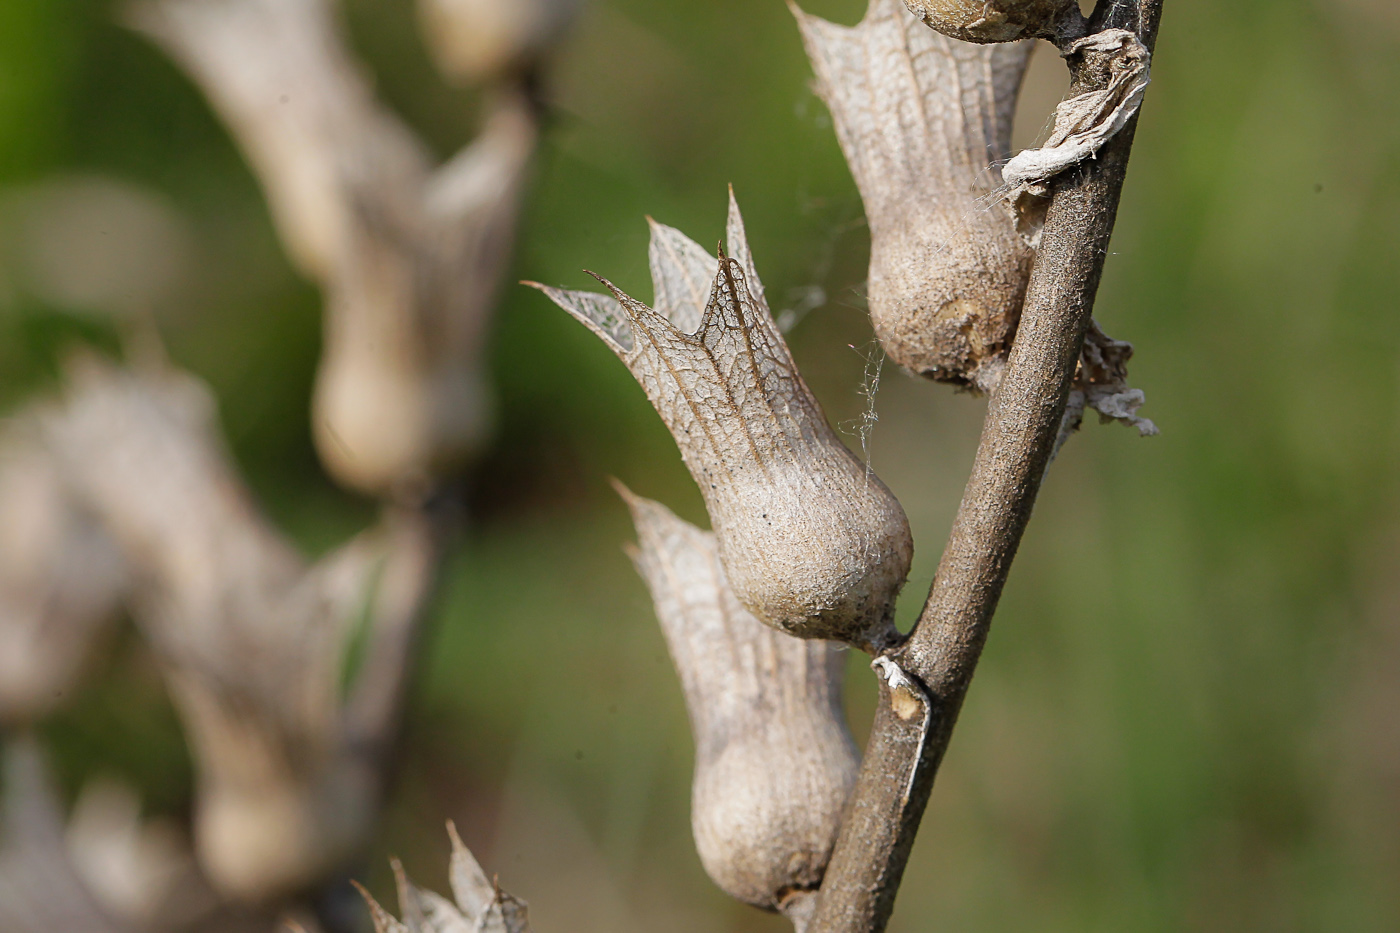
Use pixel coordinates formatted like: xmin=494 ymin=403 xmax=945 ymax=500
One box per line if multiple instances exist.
xmin=130 ymin=0 xmax=536 ymax=498
xmin=795 ymin=0 xmax=1034 ymax=391
xmin=810 ymin=1 xmax=1165 ymax=930
xmin=40 ymin=357 xmax=443 ymax=905
xmin=532 ymin=193 xmax=912 ymax=649
xmin=622 ymin=490 xmax=858 ymax=923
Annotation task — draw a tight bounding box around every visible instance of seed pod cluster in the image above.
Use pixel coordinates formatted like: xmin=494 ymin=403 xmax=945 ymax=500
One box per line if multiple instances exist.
xmin=41 ymin=357 xmax=439 ymax=904
xmin=900 ymin=0 xmax=1083 ymax=43
xmin=531 ymin=192 xmax=912 ymax=650
xmin=623 ymin=490 xmax=858 ymax=923
xmin=795 ymin=0 xmax=1035 ymax=392
xmin=132 ymin=0 xmax=539 ymax=500
xmin=417 ymin=0 xmax=583 ymax=83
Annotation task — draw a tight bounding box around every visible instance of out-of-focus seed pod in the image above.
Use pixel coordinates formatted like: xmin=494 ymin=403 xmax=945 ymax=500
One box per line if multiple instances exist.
xmin=900 ymin=0 xmax=1083 ymax=43
xmin=358 ymin=823 xmax=529 ymax=933
xmin=417 ymin=0 xmax=583 ymax=84
xmin=0 ymin=415 xmax=126 ymax=726
xmin=0 ymin=736 xmax=131 ymax=933
xmin=530 ymin=192 xmax=912 ymax=650
xmin=131 ymin=0 xmax=539 ymax=500
xmin=622 ymin=490 xmax=858 ymax=925
xmin=795 ymin=0 xmax=1034 ymax=392
xmin=42 ymin=356 xmax=441 ymax=905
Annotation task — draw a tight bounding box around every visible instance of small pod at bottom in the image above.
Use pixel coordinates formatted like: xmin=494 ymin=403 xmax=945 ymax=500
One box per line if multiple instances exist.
xmin=622 ymin=487 xmax=859 ymax=924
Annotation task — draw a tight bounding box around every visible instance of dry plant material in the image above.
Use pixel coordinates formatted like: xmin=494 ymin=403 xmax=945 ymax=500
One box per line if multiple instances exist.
xmin=357 ymin=823 xmax=529 ymax=933
xmin=900 ymin=0 xmax=1084 ymax=43
xmin=1003 ymin=28 xmax=1152 ymax=197
xmin=530 ymin=192 xmax=912 ymax=650
xmin=130 ymin=0 xmax=537 ymax=498
xmin=0 ymin=737 xmax=131 ymax=933
xmin=622 ymin=489 xmax=858 ymax=927
xmin=417 ymin=0 xmax=583 ymax=83
xmin=41 ymin=356 xmax=440 ymax=906
xmin=794 ymin=0 xmax=1034 ymax=392
xmin=0 ymin=414 xmax=127 ymax=725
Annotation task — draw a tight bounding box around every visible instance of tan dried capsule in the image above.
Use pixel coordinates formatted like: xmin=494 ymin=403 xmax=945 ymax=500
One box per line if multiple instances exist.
xmin=794 ymin=0 xmax=1034 ymax=392
xmin=900 ymin=0 xmax=1083 ymax=43
xmin=417 ymin=0 xmax=583 ymax=84
xmin=530 ymin=192 xmax=912 ymax=649
xmin=623 ymin=490 xmax=858 ymax=923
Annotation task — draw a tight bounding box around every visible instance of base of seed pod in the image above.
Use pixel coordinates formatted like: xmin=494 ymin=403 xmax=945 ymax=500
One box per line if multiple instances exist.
xmin=902 ymin=0 xmax=1085 ymax=43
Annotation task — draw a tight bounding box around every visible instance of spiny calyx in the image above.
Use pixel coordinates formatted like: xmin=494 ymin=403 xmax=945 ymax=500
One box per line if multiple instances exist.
xmin=623 ymin=490 xmax=859 ymax=923
xmin=530 ymin=191 xmax=912 ymax=650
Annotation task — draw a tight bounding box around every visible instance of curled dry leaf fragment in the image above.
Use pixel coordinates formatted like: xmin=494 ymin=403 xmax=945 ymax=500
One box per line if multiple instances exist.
xmin=622 ymin=490 xmax=859 ymax=923
xmin=41 ymin=356 xmax=440 ymax=905
xmin=900 ymin=0 xmax=1084 ymax=43
xmin=0 ymin=415 xmax=127 ymax=726
xmin=357 ymin=823 xmax=529 ymax=933
xmin=1003 ymin=29 xmax=1152 ymax=199
xmin=131 ymin=0 xmax=538 ymax=498
xmin=417 ymin=0 xmax=584 ymax=84
xmin=530 ymin=192 xmax=912 ymax=650
xmin=795 ymin=0 xmax=1034 ymax=392
xmin=1054 ymin=322 xmax=1159 ymax=455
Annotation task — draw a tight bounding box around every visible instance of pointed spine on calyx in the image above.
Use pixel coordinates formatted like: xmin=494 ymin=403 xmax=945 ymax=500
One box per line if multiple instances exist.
xmin=622 ymin=488 xmax=858 ymax=925
xmin=529 ymin=190 xmax=912 ymax=651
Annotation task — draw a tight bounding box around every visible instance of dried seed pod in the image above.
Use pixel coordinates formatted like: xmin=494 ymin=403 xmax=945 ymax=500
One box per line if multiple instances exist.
xmin=795 ymin=0 xmax=1035 ymax=392
xmin=900 ymin=0 xmax=1083 ymax=43
xmin=530 ymin=192 xmax=912 ymax=649
xmin=0 ymin=415 xmax=127 ymax=726
xmin=357 ymin=823 xmax=529 ymax=933
xmin=42 ymin=357 xmax=441 ymax=904
xmin=623 ymin=490 xmax=858 ymax=922
xmin=0 ymin=737 xmax=131 ymax=933
xmin=131 ymin=0 xmax=538 ymax=498
xmin=417 ymin=0 xmax=583 ymax=84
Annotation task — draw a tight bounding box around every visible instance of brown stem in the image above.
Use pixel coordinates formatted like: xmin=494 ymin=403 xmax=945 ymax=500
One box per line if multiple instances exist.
xmin=809 ymin=2 xmax=1165 ymax=931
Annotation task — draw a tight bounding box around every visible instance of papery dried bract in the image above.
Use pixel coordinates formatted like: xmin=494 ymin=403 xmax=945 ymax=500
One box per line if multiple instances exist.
xmin=417 ymin=0 xmax=583 ymax=83
xmin=623 ymin=491 xmax=858 ymax=921
xmin=796 ymin=0 xmax=1034 ymax=391
xmin=901 ymin=0 xmax=1082 ymax=43
xmin=358 ymin=824 xmax=529 ymax=933
xmin=531 ymin=193 xmax=912 ymax=649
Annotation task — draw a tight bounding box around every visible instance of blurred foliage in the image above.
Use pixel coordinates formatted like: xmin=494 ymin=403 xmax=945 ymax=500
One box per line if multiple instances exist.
xmin=3 ymin=0 xmax=1400 ymax=930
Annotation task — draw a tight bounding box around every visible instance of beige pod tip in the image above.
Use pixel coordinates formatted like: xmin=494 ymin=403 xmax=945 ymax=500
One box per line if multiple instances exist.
xmin=795 ymin=0 xmax=1035 ymax=392
xmin=621 ymin=487 xmax=859 ymax=922
xmin=416 ymin=0 xmax=584 ymax=83
xmin=900 ymin=0 xmax=1083 ymax=43
xmin=529 ymin=191 xmax=912 ymax=649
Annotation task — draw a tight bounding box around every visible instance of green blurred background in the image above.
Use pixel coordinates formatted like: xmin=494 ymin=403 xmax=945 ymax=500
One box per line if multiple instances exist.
xmin=3 ymin=0 xmax=1400 ymax=929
